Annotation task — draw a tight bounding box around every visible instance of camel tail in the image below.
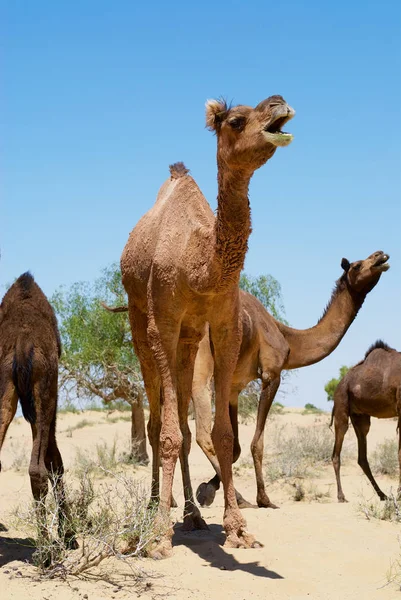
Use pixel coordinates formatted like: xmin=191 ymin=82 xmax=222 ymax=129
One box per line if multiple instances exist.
xmin=329 ymin=406 xmax=335 ymax=430
xmin=100 ymin=301 xmax=128 ymax=313
xmin=12 ymin=344 xmax=36 ymax=424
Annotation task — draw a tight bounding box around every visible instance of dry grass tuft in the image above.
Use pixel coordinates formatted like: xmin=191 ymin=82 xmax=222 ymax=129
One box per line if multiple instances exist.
xmin=266 ymin=423 xmax=334 ymax=481
xmin=12 ymin=468 xmax=170 ymax=578
xmin=372 ymin=438 xmax=398 ymax=477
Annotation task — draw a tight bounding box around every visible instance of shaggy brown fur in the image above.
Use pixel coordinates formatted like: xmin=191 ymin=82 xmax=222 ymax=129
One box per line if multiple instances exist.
xmin=331 ymin=340 xmax=401 ymax=502
xmin=120 ymin=95 xmax=295 ymax=555
xmin=193 ymin=251 xmax=391 ymax=508
xmin=0 ymin=273 xmax=77 ymax=549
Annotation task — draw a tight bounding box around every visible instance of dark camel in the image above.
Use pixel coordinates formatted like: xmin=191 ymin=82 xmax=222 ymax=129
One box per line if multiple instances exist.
xmin=120 ymin=95 xmax=295 ymax=555
xmin=193 ymin=251 xmax=390 ymax=508
xmin=331 ymin=339 xmax=401 ymax=502
xmin=0 ymin=273 xmax=77 ymax=549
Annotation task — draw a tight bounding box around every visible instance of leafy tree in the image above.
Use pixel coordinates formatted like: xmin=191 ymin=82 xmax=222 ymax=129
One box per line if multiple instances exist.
xmin=324 ymin=365 xmax=350 ymax=402
xmin=51 ymin=263 xmax=148 ymax=463
xmin=237 ymin=272 xmax=288 ymax=420
xmin=239 ymin=273 xmax=287 ymax=323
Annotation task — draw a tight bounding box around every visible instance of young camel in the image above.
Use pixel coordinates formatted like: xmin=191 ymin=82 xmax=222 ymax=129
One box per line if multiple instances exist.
xmin=193 ymin=251 xmax=390 ymax=509
xmin=0 ymin=273 xmax=77 ymax=549
xmin=331 ymin=340 xmax=401 ymax=502
xmin=120 ymin=95 xmax=295 ymax=555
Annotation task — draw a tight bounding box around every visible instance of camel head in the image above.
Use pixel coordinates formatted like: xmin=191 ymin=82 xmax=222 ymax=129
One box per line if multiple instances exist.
xmin=205 ymin=95 xmax=295 ymax=171
xmin=341 ymin=251 xmax=390 ymax=295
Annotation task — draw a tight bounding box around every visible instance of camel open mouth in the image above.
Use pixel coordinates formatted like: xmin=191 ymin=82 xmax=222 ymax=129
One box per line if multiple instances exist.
xmin=263 ymin=112 xmax=294 ymax=147
xmin=373 ymin=253 xmax=390 ymax=272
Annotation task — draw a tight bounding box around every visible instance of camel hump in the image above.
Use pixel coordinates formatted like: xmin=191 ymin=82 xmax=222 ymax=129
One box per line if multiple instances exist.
xmin=169 ymin=162 xmax=190 ymax=179
xmin=17 ymin=272 xmax=35 ymax=294
xmin=364 ymin=339 xmax=393 ymax=359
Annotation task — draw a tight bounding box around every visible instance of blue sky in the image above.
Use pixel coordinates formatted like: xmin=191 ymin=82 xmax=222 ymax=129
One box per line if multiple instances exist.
xmin=2 ymin=1 xmax=400 ymax=408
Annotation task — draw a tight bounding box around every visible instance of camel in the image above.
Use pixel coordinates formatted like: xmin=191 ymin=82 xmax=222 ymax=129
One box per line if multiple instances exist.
xmin=0 ymin=273 xmax=77 ymax=550
xmin=193 ymin=251 xmax=391 ymax=508
xmin=331 ymin=339 xmax=401 ymax=502
xmin=120 ymin=95 xmax=295 ymax=554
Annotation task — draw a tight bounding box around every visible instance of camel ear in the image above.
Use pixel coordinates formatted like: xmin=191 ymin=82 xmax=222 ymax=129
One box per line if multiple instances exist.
xmin=341 ymin=258 xmax=350 ymax=272
xmin=205 ymin=98 xmax=228 ymax=131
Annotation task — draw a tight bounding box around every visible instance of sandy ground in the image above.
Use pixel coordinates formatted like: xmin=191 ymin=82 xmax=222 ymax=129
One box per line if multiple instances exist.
xmin=1 ymin=408 xmax=400 ymax=600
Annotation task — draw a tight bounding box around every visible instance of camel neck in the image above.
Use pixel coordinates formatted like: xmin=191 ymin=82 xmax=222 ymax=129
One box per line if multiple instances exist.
xmin=278 ymin=278 xmax=366 ymax=369
xmin=214 ymin=160 xmax=252 ymax=287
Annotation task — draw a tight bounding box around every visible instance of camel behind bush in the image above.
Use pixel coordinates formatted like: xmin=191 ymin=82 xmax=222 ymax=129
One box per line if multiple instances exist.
xmin=331 ymin=340 xmax=401 ymax=502
xmin=0 ymin=273 xmax=76 ymax=550
xmin=193 ymin=250 xmax=391 ymax=508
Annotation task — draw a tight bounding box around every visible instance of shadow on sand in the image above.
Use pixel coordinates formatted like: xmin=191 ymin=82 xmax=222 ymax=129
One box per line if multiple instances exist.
xmin=172 ymin=522 xmax=283 ymax=580
xmin=0 ymin=533 xmax=35 ymax=567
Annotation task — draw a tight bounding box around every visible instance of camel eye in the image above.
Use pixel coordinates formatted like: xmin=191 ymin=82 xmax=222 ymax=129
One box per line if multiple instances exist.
xmin=353 ymin=263 xmax=362 ymax=271
xmin=228 ymin=117 xmax=245 ymax=130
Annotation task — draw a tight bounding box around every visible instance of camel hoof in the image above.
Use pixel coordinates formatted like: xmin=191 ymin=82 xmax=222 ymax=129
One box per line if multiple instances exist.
xmin=257 ymin=499 xmax=280 ymax=509
xmin=182 ymin=514 xmax=209 ymax=531
xmin=237 ymin=498 xmax=257 ymax=510
xmin=182 ymin=504 xmax=209 ymax=531
xmin=379 ymin=495 xmax=388 ymax=502
xmin=338 ymin=497 xmax=348 ymax=503
xmin=148 ymin=537 xmax=173 ymax=560
xmin=196 ymin=482 xmax=216 ymax=507
xmin=225 ymin=530 xmax=262 ymax=549
xmin=256 ymin=494 xmax=279 ymax=509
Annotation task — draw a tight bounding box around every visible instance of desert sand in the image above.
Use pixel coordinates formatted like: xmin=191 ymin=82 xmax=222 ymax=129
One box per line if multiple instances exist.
xmin=1 ymin=408 xmax=400 ymax=600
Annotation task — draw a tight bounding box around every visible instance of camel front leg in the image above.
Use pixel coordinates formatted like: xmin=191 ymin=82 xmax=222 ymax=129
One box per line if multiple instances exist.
xmin=210 ymin=315 xmax=258 ymax=549
xmin=250 ymin=375 xmax=280 ymax=508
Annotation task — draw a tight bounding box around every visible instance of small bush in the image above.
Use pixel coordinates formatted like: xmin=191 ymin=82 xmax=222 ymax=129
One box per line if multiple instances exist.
xmin=270 ymin=401 xmax=285 ymax=415
xmin=293 ymin=482 xmax=305 ymax=501
xmin=10 ymin=442 xmax=29 ymax=472
xmin=238 ymin=381 xmax=260 ymax=424
xmin=372 ymin=439 xmax=398 ymax=477
xmin=302 ymin=403 xmax=323 ymax=415
xmin=266 ymin=424 xmax=333 ymax=481
xmin=107 ymin=414 xmax=132 ymax=424
xmin=358 ymin=491 xmax=401 ymax=523
xmin=65 ymin=419 xmax=95 ymax=437
xmin=12 ymin=469 xmax=169 ymax=577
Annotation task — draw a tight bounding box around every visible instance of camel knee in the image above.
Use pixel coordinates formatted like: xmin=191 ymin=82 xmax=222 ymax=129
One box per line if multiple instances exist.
xmin=332 ymin=454 xmax=341 ymax=470
xmin=250 ymin=439 xmax=262 ymax=461
xmin=160 ymin=425 xmax=182 ymax=461
xmin=29 ymin=464 xmax=48 ymax=500
xmin=196 ymin=431 xmax=215 ymax=456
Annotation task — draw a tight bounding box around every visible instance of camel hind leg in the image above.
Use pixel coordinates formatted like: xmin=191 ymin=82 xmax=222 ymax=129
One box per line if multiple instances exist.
xmin=144 ymin=290 xmax=185 ymax=558
xmin=45 ymin=408 xmax=78 ymax=549
xmin=351 ymin=413 xmax=387 ymax=501
xmin=129 ymin=305 xmax=162 ymax=504
xmin=0 ymin=374 xmax=18 ymax=473
xmin=250 ymin=375 xmax=280 ymax=509
xmin=176 ymin=338 xmax=207 ymax=531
